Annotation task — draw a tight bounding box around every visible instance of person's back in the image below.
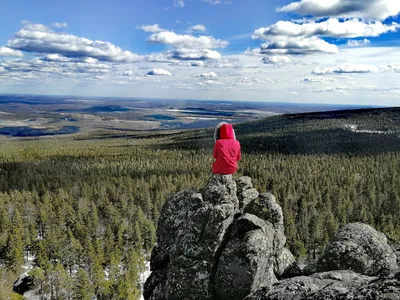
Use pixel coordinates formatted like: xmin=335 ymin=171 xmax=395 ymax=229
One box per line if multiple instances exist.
xmin=212 ymin=123 xmax=241 ymax=174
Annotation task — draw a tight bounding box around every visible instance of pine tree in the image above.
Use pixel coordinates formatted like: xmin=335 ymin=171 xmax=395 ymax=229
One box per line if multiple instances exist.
xmin=72 ymin=268 xmax=93 ymax=300
xmin=7 ymin=209 xmax=24 ymax=270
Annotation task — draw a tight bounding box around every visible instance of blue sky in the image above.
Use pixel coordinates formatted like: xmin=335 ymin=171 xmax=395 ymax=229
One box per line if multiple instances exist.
xmin=0 ymin=0 xmax=400 ymax=105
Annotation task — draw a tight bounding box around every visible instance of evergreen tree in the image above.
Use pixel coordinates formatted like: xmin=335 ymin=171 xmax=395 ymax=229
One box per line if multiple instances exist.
xmin=72 ymin=268 xmax=93 ymax=300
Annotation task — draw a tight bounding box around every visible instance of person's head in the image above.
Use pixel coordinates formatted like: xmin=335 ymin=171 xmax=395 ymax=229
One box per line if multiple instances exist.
xmin=214 ymin=122 xmax=236 ymax=141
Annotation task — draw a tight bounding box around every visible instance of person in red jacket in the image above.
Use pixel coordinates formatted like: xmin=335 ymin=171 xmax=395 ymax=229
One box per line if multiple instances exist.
xmin=212 ymin=122 xmax=241 ymax=174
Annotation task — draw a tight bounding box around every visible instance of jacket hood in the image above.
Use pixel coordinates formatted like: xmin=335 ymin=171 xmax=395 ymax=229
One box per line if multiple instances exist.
xmin=219 ymin=123 xmax=235 ymax=139
xmin=214 ymin=122 xmax=236 ymax=141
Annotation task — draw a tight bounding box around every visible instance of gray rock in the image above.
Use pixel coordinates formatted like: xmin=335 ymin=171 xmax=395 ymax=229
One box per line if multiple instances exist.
xmin=280 ymin=262 xmax=303 ymax=279
xmin=245 ymin=276 xmax=324 ymax=300
xmin=303 ymin=261 xmax=318 ymax=276
xmin=239 ymin=188 xmax=260 ymax=212
xmin=245 ymin=271 xmax=375 ymax=300
xmin=144 ymin=268 xmax=167 ymax=300
xmin=244 ymin=193 xmax=286 ymax=252
xmin=389 ymin=241 xmax=400 ymax=270
xmin=214 ymin=214 xmax=277 ymax=300
xmin=236 ymin=176 xmax=253 ymax=192
xmin=202 ymin=174 xmax=238 ymax=208
xmin=317 ymin=222 xmax=398 ymax=276
xmin=236 ymin=177 xmax=259 ymax=211
xmin=146 ymin=175 xmax=399 ymax=300
xmin=165 ymin=256 xmax=212 ymax=300
xmin=352 ymin=272 xmax=400 ymax=300
xmin=304 ymin=271 xmax=400 ymax=300
xmin=274 ymin=248 xmax=296 ymax=278
xmin=13 ymin=273 xmax=36 ymax=296
xmin=145 ymin=175 xmax=239 ymax=300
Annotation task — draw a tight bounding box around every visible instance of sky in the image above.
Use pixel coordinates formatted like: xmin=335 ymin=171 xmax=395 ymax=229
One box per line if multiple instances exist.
xmin=0 ymin=0 xmax=400 ymax=106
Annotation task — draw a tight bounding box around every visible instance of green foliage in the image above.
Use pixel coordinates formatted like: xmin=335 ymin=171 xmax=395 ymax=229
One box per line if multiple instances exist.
xmin=73 ymin=268 xmax=93 ymax=300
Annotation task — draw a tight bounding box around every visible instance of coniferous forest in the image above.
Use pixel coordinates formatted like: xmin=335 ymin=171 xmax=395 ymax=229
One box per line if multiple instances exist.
xmin=1 ymin=107 xmax=400 ymax=299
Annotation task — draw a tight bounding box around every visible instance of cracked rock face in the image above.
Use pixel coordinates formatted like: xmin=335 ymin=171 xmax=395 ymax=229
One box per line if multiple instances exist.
xmin=145 ymin=175 xmax=240 ymax=300
xmin=144 ymin=176 xmax=399 ymax=300
xmin=214 ymin=214 xmax=277 ymax=300
xmin=144 ymin=175 xmax=289 ymax=300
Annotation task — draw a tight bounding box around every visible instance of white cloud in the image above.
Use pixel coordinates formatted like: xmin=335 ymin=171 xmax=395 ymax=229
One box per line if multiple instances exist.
xmin=41 ymin=54 xmax=72 ymax=62
xmin=0 ymin=47 xmax=23 ymax=57
xmin=170 ymin=48 xmax=222 ymax=60
xmin=7 ymin=22 xmax=140 ymax=63
xmin=174 ymin=0 xmax=184 ymax=8
xmin=71 ymin=61 xmax=112 ymax=73
xmin=233 ymin=77 xmax=278 ymax=86
xmin=301 ymin=76 xmax=336 ymax=83
xmin=0 ymin=58 xmax=112 ymax=76
xmin=313 ymin=64 xmax=379 ymax=75
xmin=311 ymin=86 xmax=351 ymax=94
xmin=143 ymin=52 xmax=173 ymax=63
xmin=253 ymin=19 xmax=399 ymax=40
xmin=201 ymin=0 xmax=232 ymax=4
xmin=187 ymin=24 xmax=207 ymax=33
xmin=175 ymin=61 xmax=205 ymax=67
xmin=259 ymin=36 xmax=339 ymax=55
xmin=262 ymin=55 xmax=292 ymax=64
xmin=277 ymin=0 xmax=400 ymax=21
xmin=147 ymin=31 xmax=228 ymax=49
xmin=121 ymin=70 xmax=134 ymax=76
xmin=202 ymin=0 xmax=220 ymax=4
xmin=196 ymin=72 xmax=218 ymax=78
xmin=204 ymin=58 xmax=243 ymax=68
xmin=53 ymin=22 xmax=68 ymax=29
xmin=252 ymin=18 xmax=399 ymax=57
xmin=146 ymin=69 xmax=172 ymax=76
xmin=384 ymin=64 xmax=400 ymax=72
xmin=138 ymin=24 xmax=165 ymax=33
xmin=347 ymin=39 xmax=371 ymax=47
xmin=197 ymin=79 xmax=222 ymax=86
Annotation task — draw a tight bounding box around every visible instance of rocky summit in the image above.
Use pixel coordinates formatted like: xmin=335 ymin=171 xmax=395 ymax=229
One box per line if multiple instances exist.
xmin=144 ymin=175 xmax=400 ymax=300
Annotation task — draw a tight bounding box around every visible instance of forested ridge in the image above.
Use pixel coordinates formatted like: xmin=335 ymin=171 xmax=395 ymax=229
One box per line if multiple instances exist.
xmin=1 ymin=106 xmax=400 ymax=299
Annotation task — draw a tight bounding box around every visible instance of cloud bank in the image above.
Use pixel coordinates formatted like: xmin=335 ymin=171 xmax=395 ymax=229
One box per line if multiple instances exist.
xmin=7 ymin=22 xmax=140 ymax=62
xmin=277 ymin=0 xmax=400 ymax=21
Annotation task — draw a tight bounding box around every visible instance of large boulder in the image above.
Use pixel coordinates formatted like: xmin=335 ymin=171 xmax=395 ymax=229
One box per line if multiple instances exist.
xmin=145 ymin=175 xmax=239 ymax=300
xmin=244 ymin=193 xmax=286 ymax=252
xmin=245 ymin=270 xmax=376 ymax=300
xmin=145 ymin=175 xmax=290 ymax=300
xmin=274 ymin=247 xmax=296 ymax=278
xmin=13 ymin=273 xmax=36 ymax=296
xmin=317 ymin=222 xmax=398 ymax=276
xmin=214 ymin=214 xmax=277 ymax=300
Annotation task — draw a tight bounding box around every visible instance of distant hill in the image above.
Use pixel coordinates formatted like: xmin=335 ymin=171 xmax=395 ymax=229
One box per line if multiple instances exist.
xmin=155 ymin=107 xmax=400 ymax=155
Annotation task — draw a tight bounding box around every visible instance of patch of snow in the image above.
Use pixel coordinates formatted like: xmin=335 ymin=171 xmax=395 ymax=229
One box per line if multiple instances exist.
xmin=139 ymin=260 xmax=151 ymax=300
xmin=344 ymin=124 xmax=395 ymax=135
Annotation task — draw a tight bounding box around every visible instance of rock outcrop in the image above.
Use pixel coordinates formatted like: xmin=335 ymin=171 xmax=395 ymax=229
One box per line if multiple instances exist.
xmin=316 ymin=222 xmax=398 ymax=276
xmin=144 ymin=175 xmax=400 ymax=300
xmin=13 ymin=273 xmax=36 ymax=296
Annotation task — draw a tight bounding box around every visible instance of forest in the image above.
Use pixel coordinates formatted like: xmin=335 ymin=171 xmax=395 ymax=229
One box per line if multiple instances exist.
xmin=1 ymin=106 xmax=400 ymax=299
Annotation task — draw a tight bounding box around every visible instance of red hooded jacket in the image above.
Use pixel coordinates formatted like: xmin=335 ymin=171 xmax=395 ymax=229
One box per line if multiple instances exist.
xmin=212 ymin=123 xmax=241 ymax=174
